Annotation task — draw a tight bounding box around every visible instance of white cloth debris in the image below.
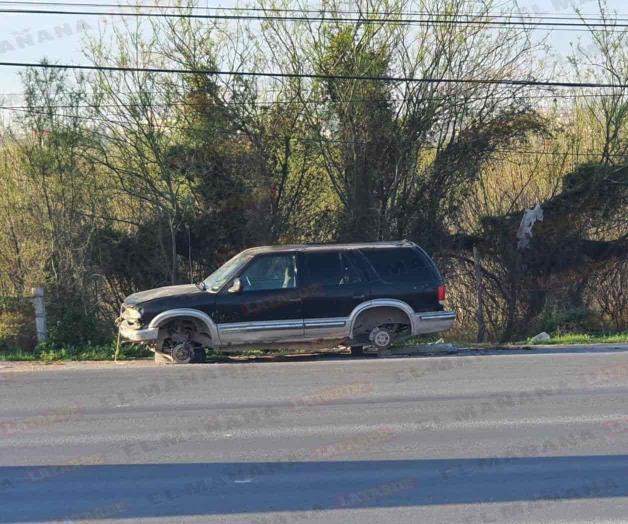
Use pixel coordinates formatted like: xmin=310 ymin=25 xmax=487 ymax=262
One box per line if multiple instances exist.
xmin=530 ymin=332 xmax=551 ymax=343
xmin=517 ymin=203 xmax=543 ymax=250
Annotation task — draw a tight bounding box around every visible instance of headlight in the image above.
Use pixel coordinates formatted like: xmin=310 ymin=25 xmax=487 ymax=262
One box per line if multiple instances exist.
xmin=124 ymin=307 xmax=142 ymax=320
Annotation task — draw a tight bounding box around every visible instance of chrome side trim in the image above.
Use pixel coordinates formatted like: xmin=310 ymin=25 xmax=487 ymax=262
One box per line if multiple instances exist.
xmin=148 ymin=308 xmax=220 ymax=343
xmin=304 ymin=318 xmax=347 ymax=328
xmin=219 ymin=320 xmax=303 ymax=332
xmin=347 ymin=299 xmax=416 ymax=339
xmin=413 ymin=310 xmax=456 ymax=335
xmin=418 ymin=311 xmax=456 ymax=321
xmin=217 ymin=319 xmax=304 ymax=346
xmin=303 ymin=317 xmax=349 ymax=339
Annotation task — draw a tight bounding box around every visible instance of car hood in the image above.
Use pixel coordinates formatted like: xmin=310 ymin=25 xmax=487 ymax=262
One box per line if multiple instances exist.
xmin=124 ymin=284 xmax=205 ymax=306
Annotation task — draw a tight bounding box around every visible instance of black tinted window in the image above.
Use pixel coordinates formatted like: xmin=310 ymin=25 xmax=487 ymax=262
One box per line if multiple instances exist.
xmin=361 ymin=248 xmax=437 ymax=284
xmin=340 ymin=253 xmax=364 ymax=285
xmin=305 ymin=251 xmax=363 ymax=286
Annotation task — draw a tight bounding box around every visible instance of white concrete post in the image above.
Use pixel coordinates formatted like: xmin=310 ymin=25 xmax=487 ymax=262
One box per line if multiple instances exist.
xmin=32 ymin=287 xmax=47 ymax=343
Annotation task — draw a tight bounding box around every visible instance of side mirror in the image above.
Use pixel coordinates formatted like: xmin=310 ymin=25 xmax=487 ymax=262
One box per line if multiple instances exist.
xmin=227 ymin=277 xmax=242 ymax=293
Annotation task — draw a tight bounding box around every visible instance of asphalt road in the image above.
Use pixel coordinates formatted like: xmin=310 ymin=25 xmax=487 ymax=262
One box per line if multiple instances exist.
xmin=1 ymin=348 xmax=627 ymax=524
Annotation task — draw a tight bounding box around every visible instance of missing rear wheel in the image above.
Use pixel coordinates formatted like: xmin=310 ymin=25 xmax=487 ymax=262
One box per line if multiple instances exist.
xmin=370 ymin=326 xmax=393 ymax=350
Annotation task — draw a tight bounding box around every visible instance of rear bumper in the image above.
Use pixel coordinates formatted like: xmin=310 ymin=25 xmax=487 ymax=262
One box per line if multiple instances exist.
xmin=118 ymin=322 xmax=159 ymax=342
xmin=412 ymin=310 xmax=456 ymax=335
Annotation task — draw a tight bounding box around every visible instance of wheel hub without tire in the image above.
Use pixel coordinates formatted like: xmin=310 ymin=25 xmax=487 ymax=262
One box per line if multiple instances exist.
xmin=171 ymin=342 xmax=193 ymax=364
xmin=370 ymin=327 xmax=392 ymax=349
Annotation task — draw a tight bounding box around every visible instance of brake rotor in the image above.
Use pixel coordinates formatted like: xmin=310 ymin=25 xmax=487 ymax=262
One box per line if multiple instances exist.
xmin=370 ymin=327 xmax=392 ymax=349
xmin=170 ymin=342 xmax=193 ymax=364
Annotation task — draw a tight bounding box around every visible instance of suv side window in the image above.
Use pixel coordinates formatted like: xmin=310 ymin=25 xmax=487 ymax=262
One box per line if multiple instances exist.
xmin=346 ymin=251 xmax=373 ymax=282
xmin=361 ymin=248 xmax=438 ymax=284
xmin=304 ymin=251 xmax=363 ymax=287
xmin=340 ymin=252 xmax=364 ymax=285
xmin=239 ymin=254 xmax=297 ymax=291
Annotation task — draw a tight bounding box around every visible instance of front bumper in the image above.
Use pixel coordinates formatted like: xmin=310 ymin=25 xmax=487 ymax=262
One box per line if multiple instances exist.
xmin=118 ymin=321 xmax=159 ymax=342
xmin=412 ymin=310 xmax=456 ymax=335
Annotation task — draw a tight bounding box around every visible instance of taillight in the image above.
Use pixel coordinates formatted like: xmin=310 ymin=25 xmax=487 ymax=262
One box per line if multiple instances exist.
xmin=438 ymin=285 xmax=446 ymax=304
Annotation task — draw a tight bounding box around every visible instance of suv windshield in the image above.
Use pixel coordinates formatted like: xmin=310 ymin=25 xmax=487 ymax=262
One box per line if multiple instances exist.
xmin=202 ymin=252 xmax=254 ymax=293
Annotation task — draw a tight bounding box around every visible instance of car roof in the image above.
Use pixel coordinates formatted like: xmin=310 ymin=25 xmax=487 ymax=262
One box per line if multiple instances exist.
xmin=240 ymin=240 xmax=417 ymax=255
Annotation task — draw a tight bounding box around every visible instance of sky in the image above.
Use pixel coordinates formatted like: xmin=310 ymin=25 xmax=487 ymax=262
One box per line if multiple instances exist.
xmin=0 ymin=0 xmax=625 ymax=103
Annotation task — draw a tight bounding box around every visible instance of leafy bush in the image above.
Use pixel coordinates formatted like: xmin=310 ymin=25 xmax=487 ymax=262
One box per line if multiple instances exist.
xmin=0 ymin=297 xmax=36 ymax=351
xmin=46 ymin=303 xmax=112 ymax=348
xmin=536 ymin=305 xmax=603 ymax=337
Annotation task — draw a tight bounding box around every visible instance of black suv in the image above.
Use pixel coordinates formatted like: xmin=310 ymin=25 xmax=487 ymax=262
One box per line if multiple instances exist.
xmin=117 ymin=241 xmax=455 ymax=363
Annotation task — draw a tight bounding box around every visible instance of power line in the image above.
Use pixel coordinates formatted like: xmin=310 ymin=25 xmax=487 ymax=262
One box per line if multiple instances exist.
xmin=1 ymin=61 xmax=627 ymax=89
xmin=1 ymin=0 xmax=627 ymax=21
xmin=1 ymin=91 xmax=621 ymax=102
xmin=1 ymin=6 xmax=628 ymax=30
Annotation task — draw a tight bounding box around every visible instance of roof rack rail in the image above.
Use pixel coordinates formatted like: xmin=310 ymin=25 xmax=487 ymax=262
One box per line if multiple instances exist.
xmin=304 ymin=239 xmax=412 ymax=244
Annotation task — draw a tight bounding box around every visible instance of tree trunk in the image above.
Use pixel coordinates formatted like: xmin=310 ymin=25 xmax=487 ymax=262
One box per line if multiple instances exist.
xmin=169 ymin=218 xmax=177 ymax=285
xmin=473 ymin=246 xmax=486 ymax=343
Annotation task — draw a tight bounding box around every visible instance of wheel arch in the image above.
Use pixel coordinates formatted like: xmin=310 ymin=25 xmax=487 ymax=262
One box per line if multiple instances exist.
xmin=348 ymin=300 xmax=415 ymax=339
xmin=148 ymin=308 xmax=220 ymax=343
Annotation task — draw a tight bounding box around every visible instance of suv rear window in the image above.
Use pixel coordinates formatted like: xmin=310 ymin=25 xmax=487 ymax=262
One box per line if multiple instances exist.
xmin=361 ymin=247 xmax=439 ymax=284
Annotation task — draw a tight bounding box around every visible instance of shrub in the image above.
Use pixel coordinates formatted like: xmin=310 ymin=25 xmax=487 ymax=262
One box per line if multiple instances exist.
xmin=0 ymin=297 xmax=36 ymax=351
xmin=536 ymin=304 xmax=603 ymax=336
xmin=46 ymin=304 xmax=112 ymax=348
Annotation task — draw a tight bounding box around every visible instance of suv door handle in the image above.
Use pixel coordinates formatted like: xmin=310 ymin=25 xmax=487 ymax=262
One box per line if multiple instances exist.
xmin=287 ymin=298 xmax=301 ymax=303
xmin=352 ymin=294 xmax=366 ymax=300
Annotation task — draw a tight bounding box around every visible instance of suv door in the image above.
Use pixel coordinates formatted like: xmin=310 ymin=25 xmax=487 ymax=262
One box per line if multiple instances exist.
xmin=301 ymin=250 xmax=369 ymax=340
xmin=214 ymin=253 xmax=304 ymax=346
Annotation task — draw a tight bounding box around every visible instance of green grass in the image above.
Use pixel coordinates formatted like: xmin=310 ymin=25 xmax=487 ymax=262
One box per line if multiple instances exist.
xmin=2 ymin=331 xmax=626 ymax=361
xmin=526 ymin=332 xmax=628 ymax=345
xmin=0 ymin=342 xmax=152 ymax=362
xmin=393 ymin=334 xmax=445 ymax=347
